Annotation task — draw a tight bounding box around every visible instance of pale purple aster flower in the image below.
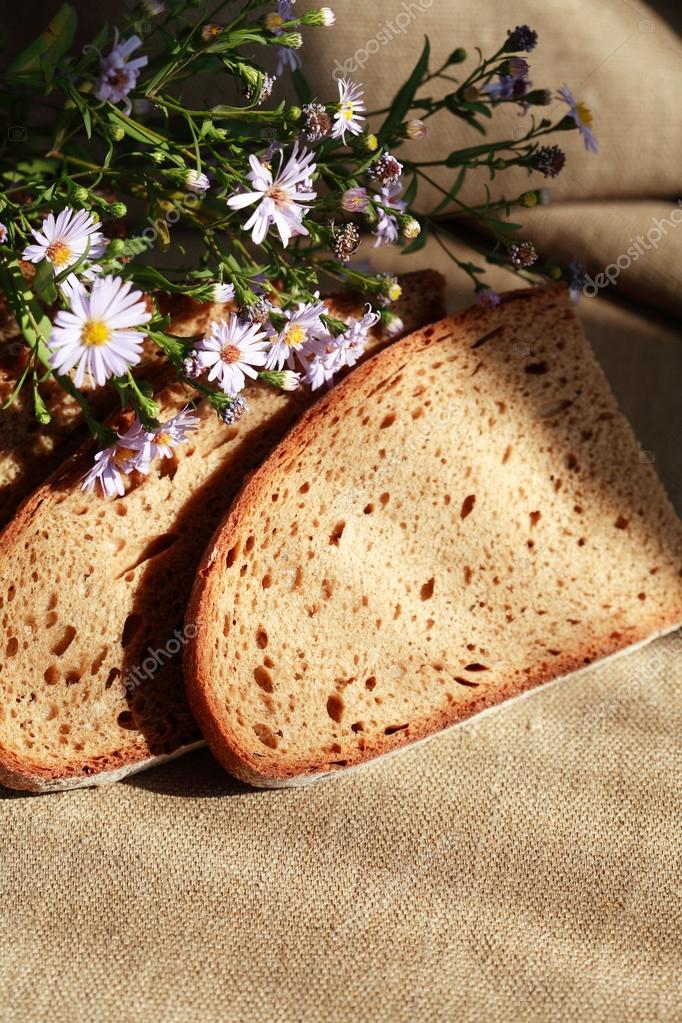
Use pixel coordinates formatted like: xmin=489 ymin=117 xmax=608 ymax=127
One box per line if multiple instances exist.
xmin=22 ymin=207 xmax=105 ymax=273
xmin=372 ymin=182 xmax=405 ymax=248
xmin=265 ymin=298 xmax=329 ymax=371
xmin=212 ymin=282 xmax=235 ymax=303
xmin=304 ymin=307 xmax=379 ymax=390
xmin=483 ymin=74 xmax=532 ymax=102
xmin=341 ymin=187 xmax=369 ymax=213
xmin=182 ymin=351 xmax=203 ymax=379
xmin=476 ymin=288 xmax=501 ymax=310
xmin=227 ymin=143 xmax=317 ymax=247
xmin=558 ymin=85 xmax=598 ymax=153
xmin=95 ymin=30 xmax=148 ymax=114
xmin=332 ymin=79 xmax=366 ymax=143
xmin=185 ymin=169 xmax=210 ymax=194
xmin=49 ymin=275 xmax=151 ymax=388
xmin=195 ymin=315 xmax=268 ymax=396
xmin=146 ymin=407 xmax=200 ymax=459
xmin=81 ymin=418 xmax=149 ymax=498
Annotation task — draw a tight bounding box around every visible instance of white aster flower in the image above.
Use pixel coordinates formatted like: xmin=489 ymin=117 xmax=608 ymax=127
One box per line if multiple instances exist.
xmin=146 ymin=407 xmax=200 ymax=459
xmin=372 ymin=182 xmax=405 ymax=247
xmin=195 ymin=315 xmax=268 ymax=396
xmin=304 ymin=307 xmax=379 ymax=390
xmin=212 ymin=282 xmax=235 ymax=303
xmin=332 ymin=79 xmax=365 ymax=143
xmin=48 ymin=275 xmax=151 ymax=388
xmin=0 ymin=223 xmax=7 ymax=244
xmin=185 ymin=169 xmax=210 ymax=194
xmin=227 ymin=142 xmax=317 ymax=247
xmin=265 ymin=298 xmax=328 ymax=371
xmin=95 ymin=30 xmax=148 ymax=114
xmin=22 ymin=207 xmax=106 ymax=274
xmin=81 ymin=418 xmax=150 ymax=498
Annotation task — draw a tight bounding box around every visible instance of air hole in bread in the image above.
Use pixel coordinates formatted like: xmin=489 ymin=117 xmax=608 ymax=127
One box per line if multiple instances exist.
xmin=117 ymin=711 xmax=135 ymax=730
xmin=530 ymin=511 xmax=541 ymax=528
xmin=380 ymin=413 xmax=396 ymax=429
xmin=461 ymin=495 xmax=476 ymax=519
xmin=121 ymin=613 xmax=142 ymax=648
xmin=253 ymin=665 xmax=274 ymax=692
xmin=525 ymin=362 xmax=548 ymax=375
xmin=464 ymin=663 xmax=488 ymax=671
xmin=51 ymin=625 xmax=76 ymax=657
xmin=226 ymin=544 xmax=239 ymax=568
xmin=44 ymin=665 xmax=59 ymax=685
xmin=384 ymin=723 xmax=409 ymax=735
xmin=326 ymin=694 xmax=344 ymax=723
xmin=420 ymin=578 xmax=435 ymax=601
xmin=363 ymin=503 xmax=374 ymax=515
xmin=364 ymin=676 xmax=376 ymax=690
xmin=6 ymin=636 xmax=18 ymax=657
xmin=90 ymin=647 xmax=109 ymax=675
xmin=245 ymin=535 xmax=255 ymax=553
xmin=538 ymin=398 xmax=572 ymax=418
xmin=615 ymin=516 xmax=629 ymax=530
xmin=253 ymin=723 xmax=279 ymax=749
xmin=454 ymin=677 xmax=479 ymax=688
xmin=351 ymin=722 xmax=364 ymax=733
xmin=262 ymin=573 xmax=272 ymax=589
xmin=256 ymin=628 xmax=268 ymax=649
xmin=105 ymin=667 xmax=120 ymax=689
xmin=330 ymin=521 xmax=345 ymax=546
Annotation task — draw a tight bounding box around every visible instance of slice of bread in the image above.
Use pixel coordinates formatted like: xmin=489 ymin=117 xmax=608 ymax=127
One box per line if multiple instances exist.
xmin=185 ymin=284 xmax=682 ymax=788
xmin=0 ymin=270 xmax=445 ymax=791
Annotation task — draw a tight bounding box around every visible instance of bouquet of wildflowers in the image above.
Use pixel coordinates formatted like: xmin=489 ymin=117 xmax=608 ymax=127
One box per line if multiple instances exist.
xmin=0 ymin=2 xmax=597 ymax=495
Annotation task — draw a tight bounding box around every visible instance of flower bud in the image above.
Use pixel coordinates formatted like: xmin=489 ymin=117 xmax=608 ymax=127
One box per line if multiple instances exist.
xmin=399 ymin=215 xmax=421 ymax=240
xmin=263 ymin=12 xmax=284 ymax=31
xmin=149 ymin=149 xmax=167 ymax=164
xmin=404 ymin=119 xmax=427 ymax=139
xmin=302 ymin=8 xmax=335 ymax=26
xmin=288 ymin=105 xmax=302 ymax=123
xmin=364 ymin=133 xmax=379 ymax=152
xmin=108 ymin=202 xmax=127 ymax=219
xmin=524 ymin=89 xmax=552 ymax=106
xmin=380 ymin=310 xmax=404 ymax=338
xmin=463 ymin=86 xmax=479 ymax=102
xmin=448 ymin=48 xmax=467 ymax=64
xmin=107 ymin=238 xmax=126 ymax=257
xmin=109 ymin=125 xmax=125 ymax=142
xmin=71 ymin=186 xmax=90 ymax=204
xmin=185 ymin=169 xmax=210 ymax=193
xmin=261 ymin=369 xmax=301 ymax=391
xmin=277 ymin=32 xmax=303 ymax=48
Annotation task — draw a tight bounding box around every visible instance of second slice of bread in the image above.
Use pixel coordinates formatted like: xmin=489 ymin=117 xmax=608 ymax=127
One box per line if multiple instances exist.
xmin=185 ymin=285 xmax=682 ymax=787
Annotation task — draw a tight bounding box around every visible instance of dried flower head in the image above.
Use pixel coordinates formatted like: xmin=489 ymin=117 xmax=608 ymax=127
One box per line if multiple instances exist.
xmin=219 ymin=396 xmax=249 ymax=424
xmin=371 ymin=153 xmax=403 ymax=186
xmin=301 ymin=102 xmax=332 ymax=142
xmin=510 ymin=241 xmax=538 ymax=268
xmin=332 ymin=222 xmax=361 ymax=262
xmin=534 ymin=145 xmax=566 ymax=179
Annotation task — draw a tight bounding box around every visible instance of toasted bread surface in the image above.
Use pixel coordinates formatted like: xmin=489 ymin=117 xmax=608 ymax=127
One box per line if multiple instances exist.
xmin=185 ymin=285 xmax=682 ymax=787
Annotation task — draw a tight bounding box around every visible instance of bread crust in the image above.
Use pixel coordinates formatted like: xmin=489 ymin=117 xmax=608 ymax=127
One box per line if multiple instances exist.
xmin=185 ymin=284 xmax=682 ymax=787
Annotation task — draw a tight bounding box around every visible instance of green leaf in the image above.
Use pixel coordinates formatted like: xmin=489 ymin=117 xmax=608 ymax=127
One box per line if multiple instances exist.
xmin=379 ymin=36 xmax=430 ymax=141
xmin=291 ymin=68 xmax=312 ymax=105
xmin=33 ymin=260 xmax=57 ymax=305
xmin=7 ymin=4 xmax=77 ymax=84
xmin=430 ymin=166 xmax=466 ymax=215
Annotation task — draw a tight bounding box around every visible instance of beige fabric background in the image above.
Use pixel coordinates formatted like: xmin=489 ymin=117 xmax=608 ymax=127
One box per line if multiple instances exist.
xmin=2 ymin=2 xmax=681 ymax=1021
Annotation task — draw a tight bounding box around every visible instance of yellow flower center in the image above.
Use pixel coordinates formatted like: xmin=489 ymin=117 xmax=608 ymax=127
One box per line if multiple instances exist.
xmin=113 ymin=446 xmax=135 ymax=468
xmin=267 ymin=184 xmax=291 ymax=207
xmin=284 ymin=324 xmax=306 ymax=348
xmin=366 ymin=134 xmax=378 ymax=151
xmin=342 ymin=104 xmax=355 ymax=121
xmin=155 ymin=431 xmax=172 ymax=447
xmin=220 ymin=344 xmax=241 ymax=364
xmin=387 ymin=284 xmax=402 ymax=302
xmin=264 ymin=12 xmax=283 ymax=29
xmin=576 ymin=102 xmax=593 ymax=128
xmin=46 ymin=241 xmax=73 ymax=268
xmin=81 ymin=320 xmax=111 ymax=347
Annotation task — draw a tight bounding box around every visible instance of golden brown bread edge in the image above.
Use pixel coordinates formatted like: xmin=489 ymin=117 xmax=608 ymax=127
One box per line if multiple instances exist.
xmin=0 ymin=270 xmax=445 ymax=792
xmin=184 ymin=284 xmax=682 ymax=788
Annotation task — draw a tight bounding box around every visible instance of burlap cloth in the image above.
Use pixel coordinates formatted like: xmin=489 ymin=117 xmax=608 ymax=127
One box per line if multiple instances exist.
xmin=2 ymin=2 xmax=681 ymax=1021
